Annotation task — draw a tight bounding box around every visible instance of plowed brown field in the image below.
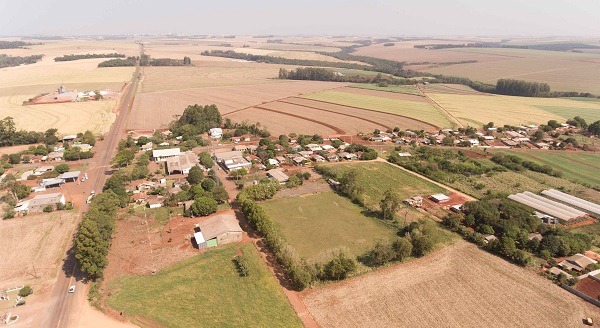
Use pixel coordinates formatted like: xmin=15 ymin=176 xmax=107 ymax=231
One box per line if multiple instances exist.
xmin=302 ymin=241 xmax=599 ymax=328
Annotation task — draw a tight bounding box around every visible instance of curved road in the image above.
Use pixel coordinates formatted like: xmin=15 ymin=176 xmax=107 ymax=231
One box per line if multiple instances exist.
xmin=39 ymin=49 xmax=141 ymax=328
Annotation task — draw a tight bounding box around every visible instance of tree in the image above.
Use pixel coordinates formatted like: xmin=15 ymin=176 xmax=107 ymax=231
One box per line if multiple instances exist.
xmin=187 ymin=166 xmax=204 ymax=185
xmin=588 ymin=120 xmax=600 ymax=137
xmin=547 ymin=120 xmax=560 ymax=129
xmin=322 ymin=252 xmax=356 ymax=280
xmin=183 ymin=56 xmax=191 ymax=65
xmin=190 ymin=197 xmax=218 ymax=216
xmin=363 ymin=241 xmax=395 ymax=266
xmin=567 ymin=116 xmax=587 ymax=129
xmin=212 ymin=185 xmax=229 ymax=204
xmin=392 ymin=238 xmax=413 ymax=262
xmin=380 ymin=189 xmax=401 ymax=220
xmin=201 ymin=178 xmax=215 ymax=192
xmin=18 ymin=285 xmax=32 ymax=297
xmin=411 ymin=235 xmax=434 ymax=257
xmin=54 ymin=163 xmax=69 ymax=174
xmin=112 ymin=149 xmax=134 ymax=167
xmin=74 ymin=219 xmax=109 ymax=279
xmin=532 ymin=129 xmax=545 ymax=142
xmin=198 ymin=152 xmax=214 ymax=168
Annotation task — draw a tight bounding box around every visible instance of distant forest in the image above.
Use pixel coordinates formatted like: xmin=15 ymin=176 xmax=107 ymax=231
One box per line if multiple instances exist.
xmin=54 ymin=53 xmax=125 ymax=62
xmin=0 ymin=54 xmax=43 ymax=68
xmin=98 ymin=55 xmax=192 ymax=67
xmin=415 ymin=42 xmax=600 ymax=52
xmin=0 ymin=41 xmax=42 ymax=49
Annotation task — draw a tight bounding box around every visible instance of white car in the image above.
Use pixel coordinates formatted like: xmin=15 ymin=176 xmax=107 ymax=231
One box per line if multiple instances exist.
xmin=68 ymin=285 xmax=76 ymax=293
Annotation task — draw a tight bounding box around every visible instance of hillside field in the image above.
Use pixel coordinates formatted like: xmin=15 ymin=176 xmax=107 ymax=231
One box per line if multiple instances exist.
xmin=261 ymin=191 xmax=397 ymax=261
xmin=106 ymin=243 xmax=301 ymax=328
xmin=302 ymin=241 xmax=599 ymax=328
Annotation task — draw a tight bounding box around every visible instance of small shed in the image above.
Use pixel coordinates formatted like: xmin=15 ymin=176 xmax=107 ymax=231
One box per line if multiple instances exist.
xmin=195 ymin=211 xmax=243 ymax=249
xmin=430 ymin=193 xmax=450 ymax=203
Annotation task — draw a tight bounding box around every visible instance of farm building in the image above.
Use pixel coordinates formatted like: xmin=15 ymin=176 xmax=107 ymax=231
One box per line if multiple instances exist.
xmin=34 ymin=165 xmax=54 ymax=175
xmin=214 ymin=150 xmax=251 ymax=171
xmin=559 ymin=254 xmax=597 ymax=272
xmin=147 ymin=196 xmax=164 ymax=209
xmin=508 ymin=191 xmax=588 ymax=222
xmin=41 ymin=178 xmax=64 ymax=189
xmin=430 ymin=193 xmax=450 ymax=203
xmin=541 ymin=189 xmax=600 ymax=217
xmin=267 ymin=169 xmax=289 ymax=184
xmin=193 ymin=212 xmax=243 ymax=249
xmin=57 ymin=171 xmax=80 ymax=182
xmin=549 ymin=267 xmax=573 ymax=279
xmin=46 ymin=151 xmax=64 ymax=162
xmin=61 ymin=134 xmax=77 ymax=142
xmin=165 ymin=151 xmax=199 ymax=175
xmin=27 ymin=193 xmax=66 ymax=213
xmin=209 ymin=128 xmax=223 ymax=139
xmin=140 ymin=142 xmax=153 ymax=152
xmin=152 ymin=148 xmax=181 ymax=161
xmin=72 ymin=143 xmax=93 ymax=152
xmin=398 ymin=152 xmax=412 ymax=157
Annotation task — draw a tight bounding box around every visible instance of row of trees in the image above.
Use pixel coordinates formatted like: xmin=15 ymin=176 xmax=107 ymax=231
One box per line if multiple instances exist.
xmin=490 ymin=153 xmax=563 ymax=178
xmin=495 ymin=79 xmax=551 ymax=97
xmin=54 ymin=53 xmax=125 ymax=62
xmin=0 ymin=41 xmax=42 ymax=49
xmin=0 ymin=54 xmax=43 ymax=68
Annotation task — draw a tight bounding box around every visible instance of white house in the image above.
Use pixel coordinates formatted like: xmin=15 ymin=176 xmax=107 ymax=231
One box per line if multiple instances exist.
xmin=209 ymin=128 xmax=223 ymax=139
xmin=152 ymin=148 xmax=181 ymax=161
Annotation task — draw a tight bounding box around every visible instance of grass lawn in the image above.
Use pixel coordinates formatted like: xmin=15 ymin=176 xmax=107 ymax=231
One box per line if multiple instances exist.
xmin=490 ymin=150 xmax=600 ymax=188
xmin=301 ymin=89 xmax=454 ymax=128
xmin=571 ymin=222 xmax=600 ymax=253
xmin=106 ymin=243 xmax=301 ymax=328
xmin=322 ymin=161 xmax=445 ymax=208
xmin=350 ymin=83 xmax=424 ymax=96
xmin=262 ymin=191 xmax=398 ymax=261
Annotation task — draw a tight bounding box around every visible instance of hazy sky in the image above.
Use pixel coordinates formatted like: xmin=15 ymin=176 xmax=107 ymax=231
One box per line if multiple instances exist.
xmin=1 ymin=0 xmax=599 ymax=37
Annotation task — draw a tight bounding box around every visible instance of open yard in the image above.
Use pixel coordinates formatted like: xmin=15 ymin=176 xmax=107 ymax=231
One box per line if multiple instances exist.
xmin=106 ymin=243 xmax=301 ymax=328
xmin=301 ymin=87 xmax=455 ymax=129
xmin=261 ymin=191 xmax=398 ymax=261
xmin=0 ymin=211 xmax=79 ymax=288
xmin=425 ymin=91 xmax=600 ymax=127
xmin=489 ymin=150 xmax=600 ymax=188
xmin=301 ymin=241 xmax=599 ymax=327
xmin=321 ymin=161 xmax=446 ymax=208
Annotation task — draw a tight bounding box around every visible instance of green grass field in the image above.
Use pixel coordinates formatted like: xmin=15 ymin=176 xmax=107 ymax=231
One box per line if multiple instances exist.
xmin=301 ymin=89 xmax=455 ymax=128
xmin=350 ymin=83 xmax=424 ymax=96
xmin=262 ymin=191 xmax=398 ymax=261
xmin=106 ymin=243 xmax=301 ymax=328
xmin=322 ymin=161 xmax=445 ymax=207
xmin=534 ymin=105 xmax=600 ymax=123
xmin=490 ymin=150 xmax=600 ymax=188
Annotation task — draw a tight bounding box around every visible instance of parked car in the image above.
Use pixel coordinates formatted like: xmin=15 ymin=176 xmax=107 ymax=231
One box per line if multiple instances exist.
xmin=68 ymin=285 xmax=76 ymax=293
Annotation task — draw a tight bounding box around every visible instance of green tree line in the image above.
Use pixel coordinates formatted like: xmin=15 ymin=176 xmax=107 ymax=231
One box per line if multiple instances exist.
xmin=54 ymin=53 xmax=125 ymax=62
xmin=0 ymin=54 xmax=43 ymax=68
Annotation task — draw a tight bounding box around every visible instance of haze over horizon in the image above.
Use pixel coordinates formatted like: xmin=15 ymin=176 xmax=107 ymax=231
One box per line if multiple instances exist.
xmin=1 ymin=0 xmax=599 ymax=37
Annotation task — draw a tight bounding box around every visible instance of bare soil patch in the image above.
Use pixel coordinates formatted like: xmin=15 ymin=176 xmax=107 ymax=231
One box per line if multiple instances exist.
xmin=576 ymin=277 xmax=600 ymax=300
xmin=302 ymin=241 xmax=599 ymax=327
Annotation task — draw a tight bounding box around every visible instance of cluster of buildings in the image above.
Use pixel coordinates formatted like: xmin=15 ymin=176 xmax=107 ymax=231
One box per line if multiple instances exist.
xmin=27 ymin=85 xmax=116 ymax=104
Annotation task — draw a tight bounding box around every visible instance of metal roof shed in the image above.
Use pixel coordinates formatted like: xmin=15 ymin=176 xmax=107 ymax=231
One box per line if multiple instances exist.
xmin=541 ymin=189 xmax=600 ymax=217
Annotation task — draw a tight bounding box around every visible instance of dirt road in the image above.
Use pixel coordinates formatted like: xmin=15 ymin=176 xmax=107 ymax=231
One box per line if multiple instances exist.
xmin=38 ymin=49 xmax=142 ymax=328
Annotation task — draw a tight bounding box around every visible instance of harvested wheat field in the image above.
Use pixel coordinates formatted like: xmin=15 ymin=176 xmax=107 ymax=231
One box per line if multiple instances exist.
xmin=0 ymin=212 xmax=79 ymax=288
xmin=129 ymin=81 xmax=346 ymax=130
xmin=354 ymin=43 xmax=510 ymax=64
xmin=226 ymin=107 xmax=338 ymax=136
xmin=302 ymin=241 xmax=599 ymax=328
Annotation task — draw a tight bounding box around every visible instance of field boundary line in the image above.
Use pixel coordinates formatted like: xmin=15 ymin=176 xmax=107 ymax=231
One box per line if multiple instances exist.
xmin=292 ymin=97 xmax=440 ymax=131
xmin=277 ymin=99 xmax=393 ymax=130
xmin=417 ymin=84 xmax=464 ymax=128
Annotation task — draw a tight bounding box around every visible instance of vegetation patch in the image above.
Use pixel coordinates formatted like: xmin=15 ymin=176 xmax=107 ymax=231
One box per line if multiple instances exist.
xmin=535 ymin=105 xmax=600 ymax=123
xmin=107 ymin=243 xmax=301 ymax=328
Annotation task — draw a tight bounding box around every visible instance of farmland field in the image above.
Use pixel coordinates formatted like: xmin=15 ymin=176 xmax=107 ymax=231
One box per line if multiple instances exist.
xmin=226 ymin=107 xmax=338 ymax=136
xmin=106 ymin=243 xmax=301 ymax=328
xmin=261 ymin=191 xmax=397 ymax=261
xmin=302 ymin=241 xmax=599 ymax=328
xmin=489 ymin=150 xmax=600 ymax=188
xmin=321 ymin=161 xmax=446 ymax=208
xmin=424 ymin=92 xmax=600 ymax=127
xmin=421 ymin=48 xmax=600 ymax=94
xmin=350 ymin=83 xmax=424 ymax=96
xmin=302 ymin=88 xmax=455 ymax=129
xmin=354 ymin=43 xmax=509 ymax=64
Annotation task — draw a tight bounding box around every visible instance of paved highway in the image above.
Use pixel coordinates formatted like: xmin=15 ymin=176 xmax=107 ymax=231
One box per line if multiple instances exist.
xmin=39 ymin=49 xmax=142 ymax=328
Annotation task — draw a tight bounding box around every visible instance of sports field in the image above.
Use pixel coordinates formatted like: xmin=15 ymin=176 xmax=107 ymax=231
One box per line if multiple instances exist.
xmin=425 ymin=92 xmax=600 ymax=126
xmin=322 ymin=161 xmax=445 ymax=208
xmin=106 ymin=243 xmax=301 ymax=328
xmin=489 ymin=150 xmax=600 ymax=188
xmin=302 ymin=88 xmax=455 ymax=129
xmin=262 ymin=191 xmax=397 ymax=261
xmin=302 ymin=241 xmax=598 ymax=328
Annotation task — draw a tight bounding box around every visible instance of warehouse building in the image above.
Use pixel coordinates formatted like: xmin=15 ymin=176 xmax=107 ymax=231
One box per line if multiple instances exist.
xmin=508 ymin=191 xmax=588 ymax=222
xmin=541 ymin=189 xmax=600 ymax=217
xmin=27 ymin=193 xmax=66 ymax=213
xmin=193 ymin=211 xmax=243 ymax=249
xmin=152 ymin=148 xmax=181 ymax=161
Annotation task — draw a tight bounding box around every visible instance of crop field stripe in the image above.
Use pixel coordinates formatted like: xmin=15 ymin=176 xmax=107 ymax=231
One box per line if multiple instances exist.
xmin=277 ymin=99 xmax=393 ymax=130
xmin=292 ymin=96 xmax=440 ymax=131
xmin=253 ymin=105 xmax=346 ymax=134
